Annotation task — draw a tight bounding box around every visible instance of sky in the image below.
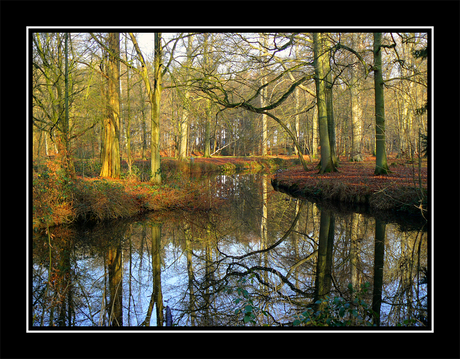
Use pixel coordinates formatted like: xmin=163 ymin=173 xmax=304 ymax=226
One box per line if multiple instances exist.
xmin=136 ymin=33 xmax=155 ymax=55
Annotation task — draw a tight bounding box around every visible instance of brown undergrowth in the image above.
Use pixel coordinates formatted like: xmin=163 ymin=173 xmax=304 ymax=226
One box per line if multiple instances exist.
xmin=271 ymin=156 xmax=428 ymax=216
xmin=33 ymin=155 xmax=296 ymax=230
xmin=32 ymin=158 xmax=229 ymax=230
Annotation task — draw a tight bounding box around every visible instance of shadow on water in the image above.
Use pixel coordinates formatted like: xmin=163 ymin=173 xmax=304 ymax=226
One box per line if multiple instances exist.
xmin=31 ymin=172 xmax=429 ymax=328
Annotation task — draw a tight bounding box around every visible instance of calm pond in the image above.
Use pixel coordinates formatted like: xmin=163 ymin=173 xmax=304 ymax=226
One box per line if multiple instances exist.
xmin=31 ymin=172 xmax=429 ymax=328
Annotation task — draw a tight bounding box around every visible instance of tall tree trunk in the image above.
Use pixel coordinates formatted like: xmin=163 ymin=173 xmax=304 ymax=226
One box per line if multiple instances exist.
xmin=150 ymin=33 xmax=162 ymax=183
xmin=294 ymin=86 xmax=300 ymax=156
xmin=140 ymin=82 xmax=147 ymax=160
xmin=313 ymin=33 xmax=337 ymax=174
xmin=324 ymin=35 xmax=338 ymax=168
xmin=203 ymin=34 xmax=212 ymax=158
xmin=311 ymin=105 xmax=318 ymax=159
xmin=204 ymin=99 xmax=211 ymax=157
xmin=100 ymin=33 xmax=121 ymax=178
xmin=63 ymin=33 xmax=76 ymax=179
xmin=260 ymin=33 xmax=268 ymax=156
xmin=350 ymin=83 xmax=363 ymax=161
xmin=179 ymin=35 xmax=193 ymax=160
xmin=293 ymin=43 xmax=301 ymax=157
xmin=350 ymin=33 xmax=364 ymax=162
xmin=124 ymin=36 xmax=132 ymax=175
xmin=373 ymin=33 xmax=389 ymax=175
xmin=179 ymin=92 xmax=189 ymax=160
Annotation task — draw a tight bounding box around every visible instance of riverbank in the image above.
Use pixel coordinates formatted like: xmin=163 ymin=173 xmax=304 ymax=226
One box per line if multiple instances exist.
xmin=32 ymin=155 xmax=298 ymax=230
xmin=271 ymin=156 xmax=428 ymax=217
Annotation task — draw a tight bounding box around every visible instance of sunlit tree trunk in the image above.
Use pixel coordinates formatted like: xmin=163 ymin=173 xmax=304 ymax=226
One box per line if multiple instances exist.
xmin=350 ymin=34 xmax=363 ymax=162
xmin=124 ymin=36 xmax=132 ymax=175
xmin=311 ymin=105 xmax=318 ymax=159
xmin=203 ymin=34 xmax=213 ymax=158
xmin=294 ymin=86 xmax=301 ymax=157
xmin=150 ymin=33 xmax=162 ymax=183
xmin=179 ymin=91 xmax=190 ymax=159
xmin=260 ymin=33 xmax=268 ymax=156
xmin=373 ymin=33 xmax=389 ymax=175
xmin=63 ymin=33 xmax=76 ymax=179
xmin=313 ymin=33 xmax=337 ymax=173
xmin=350 ymin=83 xmax=363 ymax=161
xmin=204 ymin=99 xmax=211 ymax=157
xmin=100 ymin=33 xmax=121 ymax=178
xmin=179 ymin=34 xmax=193 ymax=160
xmin=293 ymin=43 xmax=301 ymax=156
xmin=127 ymin=32 xmax=162 ymax=183
xmin=140 ymin=79 xmax=147 ymax=160
xmin=324 ymin=35 xmax=338 ymax=168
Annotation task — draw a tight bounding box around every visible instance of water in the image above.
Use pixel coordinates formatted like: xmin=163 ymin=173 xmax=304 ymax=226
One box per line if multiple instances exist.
xmin=31 ymin=173 xmax=429 ymax=328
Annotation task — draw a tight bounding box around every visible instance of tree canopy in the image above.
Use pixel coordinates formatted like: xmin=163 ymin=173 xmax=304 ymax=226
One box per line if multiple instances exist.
xmin=32 ymin=31 xmax=428 ymax=177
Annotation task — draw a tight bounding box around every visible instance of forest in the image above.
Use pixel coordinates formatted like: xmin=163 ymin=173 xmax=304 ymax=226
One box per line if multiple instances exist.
xmin=31 ymin=31 xmax=429 ymax=227
xmin=30 ymin=30 xmax=432 ymax=331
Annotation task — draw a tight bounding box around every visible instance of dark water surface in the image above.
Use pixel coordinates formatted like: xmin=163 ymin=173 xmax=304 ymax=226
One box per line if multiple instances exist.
xmin=31 ymin=173 xmax=429 ymax=328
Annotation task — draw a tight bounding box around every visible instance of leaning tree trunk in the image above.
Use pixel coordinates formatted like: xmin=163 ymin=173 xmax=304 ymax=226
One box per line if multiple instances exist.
xmin=373 ymin=33 xmax=389 ymax=175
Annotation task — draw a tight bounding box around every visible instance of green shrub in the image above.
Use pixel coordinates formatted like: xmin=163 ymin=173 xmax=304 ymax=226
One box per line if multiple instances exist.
xmin=293 ymin=283 xmax=376 ymax=327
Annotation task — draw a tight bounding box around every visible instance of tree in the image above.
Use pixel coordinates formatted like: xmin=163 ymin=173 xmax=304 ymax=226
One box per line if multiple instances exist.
xmin=349 ymin=33 xmax=364 ymax=162
xmin=178 ymin=34 xmax=193 ymax=160
xmin=31 ymin=32 xmax=427 ymax=180
xmin=313 ymin=33 xmax=337 ymax=173
xmin=91 ymin=32 xmax=166 ymax=183
xmin=260 ymin=33 xmax=269 ymax=157
xmin=203 ymin=33 xmax=212 ymax=158
xmin=100 ymin=33 xmax=121 ymax=178
xmin=373 ymin=33 xmax=390 ymax=175
xmin=324 ymin=35 xmax=339 ymax=168
xmin=123 ymin=35 xmax=133 ymax=174
xmin=150 ymin=33 xmax=163 ymax=183
xmin=194 ymin=33 xmax=311 ymax=171
xmin=33 ymin=33 xmax=77 ymax=177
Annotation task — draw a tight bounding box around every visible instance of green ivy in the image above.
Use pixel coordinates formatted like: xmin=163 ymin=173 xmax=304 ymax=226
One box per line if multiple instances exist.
xmin=226 ymin=274 xmax=268 ymax=326
xmin=293 ymin=282 xmax=376 ymax=327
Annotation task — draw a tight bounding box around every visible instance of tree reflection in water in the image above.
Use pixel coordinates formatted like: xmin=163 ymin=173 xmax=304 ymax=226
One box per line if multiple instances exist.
xmin=32 ymin=173 xmax=428 ymax=328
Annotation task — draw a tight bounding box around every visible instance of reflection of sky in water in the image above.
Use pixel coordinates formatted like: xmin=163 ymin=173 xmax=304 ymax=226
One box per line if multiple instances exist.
xmin=32 ymin=173 xmax=428 ymax=328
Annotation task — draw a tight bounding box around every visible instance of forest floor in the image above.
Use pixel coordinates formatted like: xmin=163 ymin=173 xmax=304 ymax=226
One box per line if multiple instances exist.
xmin=271 ymin=154 xmax=428 ymax=216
